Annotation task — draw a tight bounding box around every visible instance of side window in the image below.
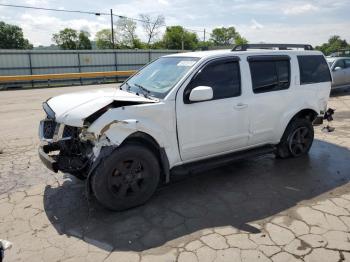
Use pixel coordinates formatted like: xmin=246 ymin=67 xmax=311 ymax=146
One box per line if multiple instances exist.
xmin=344 ymin=59 xmax=350 ymax=68
xmin=334 ymin=59 xmax=346 ymax=69
xmin=298 ymin=55 xmax=331 ymax=84
xmin=249 ymin=57 xmax=290 ymax=93
xmin=184 ymin=59 xmax=241 ymax=103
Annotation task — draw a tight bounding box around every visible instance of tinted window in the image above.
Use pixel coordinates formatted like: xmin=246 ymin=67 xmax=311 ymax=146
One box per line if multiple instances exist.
xmin=185 ymin=59 xmax=241 ymax=102
xmin=298 ymin=55 xmax=331 ymax=84
xmin=344 ymin=59 xmax=350 ymax=68
xmin=334 ymin=59 xmax=345 ymax=69
xmin=249 ymin=59 xmax=290 ymax=93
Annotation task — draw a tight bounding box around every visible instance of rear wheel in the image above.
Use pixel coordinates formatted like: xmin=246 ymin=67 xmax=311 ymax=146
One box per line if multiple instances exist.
xmin=91 ymin=144 xmax=160 ymax=211
xmin=275 ymin=118 xmax=314 ymax=158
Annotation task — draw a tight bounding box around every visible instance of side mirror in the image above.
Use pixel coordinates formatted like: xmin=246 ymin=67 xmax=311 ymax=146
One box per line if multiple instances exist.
xmin=189 ymin=86 xmax=213 ymax=102
xmin=334 ymin=66 xmax=342 ymax=71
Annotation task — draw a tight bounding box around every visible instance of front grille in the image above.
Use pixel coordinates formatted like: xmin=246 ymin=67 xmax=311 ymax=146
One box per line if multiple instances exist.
xmin=40 ymin=120 xmax=78 ymax=140
xmin=42 ymin=120 xmax=57 ymax=139
xmin=63 ymin=125 xmax=78 ymax=138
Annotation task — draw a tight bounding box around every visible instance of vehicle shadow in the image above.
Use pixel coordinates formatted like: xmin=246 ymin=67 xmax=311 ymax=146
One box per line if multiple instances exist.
xmin=330 ymin=85 xmax=350 ymax=97
xmin=43 ymin=139 xmax=350 ymax=252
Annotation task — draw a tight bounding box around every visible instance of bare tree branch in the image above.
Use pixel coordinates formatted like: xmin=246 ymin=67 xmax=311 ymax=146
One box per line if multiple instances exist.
xmin=116 ymin=18 xmax=138 ymax=48
xmin=139 ymin=14 xmax=165 ymax=47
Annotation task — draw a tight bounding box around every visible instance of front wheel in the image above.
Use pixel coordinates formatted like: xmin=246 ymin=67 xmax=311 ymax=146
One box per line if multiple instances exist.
xmin=91 ymin=144 xmax=160 ymax=211
xmin=275 ymin=118 xmax=314 ymax=158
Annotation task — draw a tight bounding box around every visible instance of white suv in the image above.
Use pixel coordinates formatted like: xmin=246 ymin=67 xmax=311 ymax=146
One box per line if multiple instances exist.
xmin=39 ymin=44 xmax=332 ymax=210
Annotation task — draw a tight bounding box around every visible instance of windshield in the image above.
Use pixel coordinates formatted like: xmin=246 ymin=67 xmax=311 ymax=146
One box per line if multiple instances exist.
xmin=122 ymin=56 xmax=199 ymax=99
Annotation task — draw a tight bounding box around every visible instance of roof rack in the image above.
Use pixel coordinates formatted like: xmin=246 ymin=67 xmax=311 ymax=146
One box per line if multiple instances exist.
xmin=232 ymin=44 xmax=314 ymax=51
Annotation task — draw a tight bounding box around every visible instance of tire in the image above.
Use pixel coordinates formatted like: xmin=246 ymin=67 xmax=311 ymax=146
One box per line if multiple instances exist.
xmin=275 ymin=118 xmax=314 ymax=159
xmin=91 ymin=144 xmax=160 ymax=211
xmin=68 ymin=170 xmax=87 ymax=181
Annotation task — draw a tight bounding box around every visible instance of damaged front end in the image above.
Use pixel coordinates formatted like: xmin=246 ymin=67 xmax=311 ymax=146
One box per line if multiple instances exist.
xmin=38 ymin=89 xmax=157 ymax=179
xmin=39 ymin=119 xmax=93 ymax=179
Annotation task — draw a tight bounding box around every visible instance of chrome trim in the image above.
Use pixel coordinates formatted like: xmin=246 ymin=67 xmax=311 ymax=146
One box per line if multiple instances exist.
xmin=39 ymin=120 xmax=55 ymax=143
xmin=42 ymin=102 xmax=55 ymax=120
xmin=53 ymin=123 xmax=65 ymax=142
xmin=39 ymin=119 xmax=74 ymax=143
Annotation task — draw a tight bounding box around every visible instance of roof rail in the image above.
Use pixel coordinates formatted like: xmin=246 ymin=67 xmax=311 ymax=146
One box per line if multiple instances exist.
xmin=232 ymin=44 xmax=314 ymax=51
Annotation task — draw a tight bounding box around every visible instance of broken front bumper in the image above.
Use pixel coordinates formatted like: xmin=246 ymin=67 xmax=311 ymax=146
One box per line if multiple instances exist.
xmin=38 ymin=119 xmax=93 ymax=176
xmin=38 ymin=146 xmax=58 ymax=173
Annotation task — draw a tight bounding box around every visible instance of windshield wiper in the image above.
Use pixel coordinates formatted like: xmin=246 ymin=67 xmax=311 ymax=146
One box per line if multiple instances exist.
xmin=123 ymin=82 xmax=131 ymax=91
xmin=134 ymin=83 xmax=151 ymax=98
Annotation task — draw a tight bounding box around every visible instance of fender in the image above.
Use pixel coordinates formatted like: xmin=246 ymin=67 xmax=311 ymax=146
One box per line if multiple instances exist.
xmin=278 ymin=105 xmax=319 ymax=141
xmin=88 ymin=108 xmax=167 ymax=147
xmin=86 ymin=103 xmax=180 ymax=168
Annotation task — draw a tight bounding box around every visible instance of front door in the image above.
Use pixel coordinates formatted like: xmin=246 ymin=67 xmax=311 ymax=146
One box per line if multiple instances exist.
xmin=332 ymin=59 xmax=347 ymax=87
xmin=344 ymin=59 xmax=350 ymax=85
xmin=176 ymin=58 xmax=249 ymax=161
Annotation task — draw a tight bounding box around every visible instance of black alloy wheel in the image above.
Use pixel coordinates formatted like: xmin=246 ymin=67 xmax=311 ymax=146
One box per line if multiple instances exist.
xmin=288 ymin=126 xmax=313 ymax=157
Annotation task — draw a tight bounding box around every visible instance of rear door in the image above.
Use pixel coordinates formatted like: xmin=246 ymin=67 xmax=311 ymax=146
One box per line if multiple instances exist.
xmin=246 ymin=55 xmax=292 ymax=145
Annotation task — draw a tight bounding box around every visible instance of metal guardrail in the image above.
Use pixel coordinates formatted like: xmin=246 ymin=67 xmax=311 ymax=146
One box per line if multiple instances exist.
xmin=0 ymin=49 xmax=181 ymax=89
xmin=0 ymin=70 xmax=136 ymax=82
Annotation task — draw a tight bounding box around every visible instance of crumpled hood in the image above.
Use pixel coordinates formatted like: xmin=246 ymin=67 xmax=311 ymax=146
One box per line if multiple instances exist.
xmin=47 ymin=87 xmax=156 ymax=127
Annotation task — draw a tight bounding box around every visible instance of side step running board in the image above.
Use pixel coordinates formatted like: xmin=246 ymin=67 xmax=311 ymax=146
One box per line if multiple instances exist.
xmin=171 ymin=145 xmax=275 ymax=176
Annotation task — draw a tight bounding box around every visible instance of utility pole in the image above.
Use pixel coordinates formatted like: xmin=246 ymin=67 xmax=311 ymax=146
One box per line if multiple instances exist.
xmin=110 ymin=9 xmax=115 ymax=49
xmin=203 ymin=29 xmax=206 ymax=42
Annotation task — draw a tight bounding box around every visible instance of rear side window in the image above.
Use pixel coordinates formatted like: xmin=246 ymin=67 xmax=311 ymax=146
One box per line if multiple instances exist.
xmin=249 ymin=56 xmax=290 ymax=93
xmin=344 ymin=59 xmax=350 ymax=68
xmin=184 ymin=59 xmax=241 ymax=103
xmin=334 ymin=59 xmax=345 ymax=69
xmin=298 ymin=55 xmax=331 ymax=84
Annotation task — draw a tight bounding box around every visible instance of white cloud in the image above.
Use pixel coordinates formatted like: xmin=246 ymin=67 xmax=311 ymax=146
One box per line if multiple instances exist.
xmin=235 ymin=22 xmax=350 ymax=46
xmin=250 ymin=19 xmax=263 ymax=30
xmin=23 ymin=0 xmax=49 ymax=6
xmin=0 ymin=0 xmax=349 ymax=46
xmin=158 ymin=0 xmax=169 ymax=5
xmin=283 ymin=3 xmax=319 ymax=15
xmin=18 ymin=13 xmax=108 ymax=46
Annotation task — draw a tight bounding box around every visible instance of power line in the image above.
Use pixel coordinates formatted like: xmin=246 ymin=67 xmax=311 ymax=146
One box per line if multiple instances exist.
xmin=0 ymin=3 xmax=110 ymax=16
xmin=0 ymin=3 xmax=207 ymax=39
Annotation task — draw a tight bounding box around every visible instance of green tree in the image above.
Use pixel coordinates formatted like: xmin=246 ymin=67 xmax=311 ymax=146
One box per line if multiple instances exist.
xmin=163 ymin=26 xmax=198 ymax=50
xmin=78 ymin=31 xmax=92 ymax=50
xmin=95 ymin=29 xmax=115 ymax=49
xmin=116 ymin=18 xmax=139 ymax=48
xmin=196 ymin=41 xmax=214 ymax=50
xmin=210 ymin=26 xmax=243 ymax=46
xmin=53 ymin=28 xmax=78 ymax=50
xmin=234 ymin=35 xmax=248 ymax=45
xmin=316 ymin=35 xmax=349 ymax=55
xmin=0 ymin=21 xmax=33 ymax=49
xmin=149 ymin=40 xmax=166 ymax=49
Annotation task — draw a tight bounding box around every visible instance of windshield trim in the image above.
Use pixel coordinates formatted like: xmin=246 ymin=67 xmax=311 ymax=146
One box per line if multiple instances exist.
xmin=121 ymin=56 xmax=200 ymax=99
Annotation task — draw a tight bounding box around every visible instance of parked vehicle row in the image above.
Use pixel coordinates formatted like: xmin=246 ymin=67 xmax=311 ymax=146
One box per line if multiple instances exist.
xmin=327 ymin=57 xmax=350 ymax=89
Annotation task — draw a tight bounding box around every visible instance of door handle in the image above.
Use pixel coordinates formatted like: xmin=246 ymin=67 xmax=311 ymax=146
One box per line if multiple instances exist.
xmin=234 ymin=103 xmax=248 ymax=109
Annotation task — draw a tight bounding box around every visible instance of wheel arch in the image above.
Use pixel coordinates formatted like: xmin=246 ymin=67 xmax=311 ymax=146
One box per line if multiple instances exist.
xmin=121 ymin=131 xmax=170 ymax=184
xmin=280 ymin=108 xmax=318 ymax=142
xmin=292 ymin=108 xmax=318 ymax=122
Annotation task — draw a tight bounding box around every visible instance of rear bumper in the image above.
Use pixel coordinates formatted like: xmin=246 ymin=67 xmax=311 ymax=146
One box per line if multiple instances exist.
xmin=38 ymin=146 xmax=58 ymax=173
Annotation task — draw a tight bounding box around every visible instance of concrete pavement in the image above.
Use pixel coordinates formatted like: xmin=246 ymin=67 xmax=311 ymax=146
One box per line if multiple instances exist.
xmin=0 ymin=84 xmax=350 ymax=261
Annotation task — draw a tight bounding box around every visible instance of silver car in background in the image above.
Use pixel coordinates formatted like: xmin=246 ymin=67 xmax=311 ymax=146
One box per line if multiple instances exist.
xmin=327 ymin=57 xmax=350 ymax=89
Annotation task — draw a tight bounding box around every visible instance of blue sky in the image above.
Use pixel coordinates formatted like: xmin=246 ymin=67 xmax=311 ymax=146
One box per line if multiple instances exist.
xmin=0 ymin=0 xmax=349 ymax=46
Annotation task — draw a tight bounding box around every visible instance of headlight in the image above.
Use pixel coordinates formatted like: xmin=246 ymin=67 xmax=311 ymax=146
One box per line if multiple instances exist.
xmin=43 ymin=102 xmax=56 ymax=120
